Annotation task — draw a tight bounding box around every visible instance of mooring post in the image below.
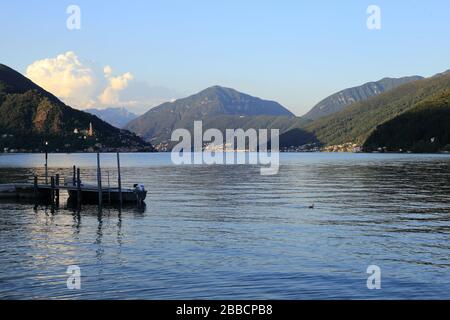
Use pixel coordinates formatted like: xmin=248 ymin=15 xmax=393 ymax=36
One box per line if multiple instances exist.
xmin=50 ymin=176 xmax=55 ymax=205
xmin=107 ymin=171 xmax=111 ymax=205
xmin=97 ymin=153 xmax=103 ymax=206
xmin=77 ymin=168 xmax=82 ymax=207
xmin=55 ymin=174 xmax=60 ymax=206
xmin=45 ymin=151 xmax=48 ymax=185
xmin=117 ymin=152 xmax=122 ymax=206
xmin=72 ymin=165 xmax=76 ymax=186
xmin=33 ymin=175 xmax=38 ymax=200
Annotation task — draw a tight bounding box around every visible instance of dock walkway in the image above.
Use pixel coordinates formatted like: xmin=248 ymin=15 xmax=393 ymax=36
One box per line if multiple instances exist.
xmin=0 ymin=153 xmax=146 ymax=205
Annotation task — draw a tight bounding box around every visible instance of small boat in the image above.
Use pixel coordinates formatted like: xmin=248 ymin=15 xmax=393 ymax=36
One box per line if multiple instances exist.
xmin=66 ymin=183 xmax=147 ymax=204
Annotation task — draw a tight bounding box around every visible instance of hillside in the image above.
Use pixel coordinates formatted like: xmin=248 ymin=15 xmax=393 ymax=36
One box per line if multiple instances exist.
xmin=363 ymin=89 xmax=450 ymax=152
xmin=303 ymin=72 xmax=450 ymax=147
xmin=86 ymin=107 xmax=138 ymax=128
xmin=126 ymin=86 xmax=296 ymax=145
xmin=0 ymin=64 xmax=153 ymax=152
xmin=303 ymin=76 xmax=423 ymax=120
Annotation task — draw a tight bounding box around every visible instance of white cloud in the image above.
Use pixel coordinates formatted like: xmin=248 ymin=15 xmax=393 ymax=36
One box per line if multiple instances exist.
xmin=26 ymin=51 xmax=99 ymax=108
xmin=110 ymin=72 xmax=133 ymax=90
xmin=103 ymin=65 xmax=113 ymax=77
xmin=99 ymin=69 xmax=134 ymax=105
xmin=25 ymin=51 xmax=179 ymax=113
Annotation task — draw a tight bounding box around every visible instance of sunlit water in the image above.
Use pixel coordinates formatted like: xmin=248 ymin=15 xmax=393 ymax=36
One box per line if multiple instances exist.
xmin=0 ymin=152 xmax=449 ymax=300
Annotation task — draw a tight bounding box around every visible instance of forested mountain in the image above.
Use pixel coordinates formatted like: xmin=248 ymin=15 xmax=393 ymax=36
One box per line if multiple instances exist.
xmin=363 ymin=89 xmax=450 ymax=152
xmin=126 ymin=86 xmax=296 ymax=145
xmin=302 ymin=72 xmax=450 ymax=148
xmin=303 ymin=76 xmax=423 ymax=120
xmin=0 ymin=64 xmax=153 ymax=152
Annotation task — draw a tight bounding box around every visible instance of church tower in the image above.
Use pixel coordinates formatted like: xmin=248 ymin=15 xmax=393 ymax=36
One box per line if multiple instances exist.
xmin=88 ymin=122 xmax=94 ymax=137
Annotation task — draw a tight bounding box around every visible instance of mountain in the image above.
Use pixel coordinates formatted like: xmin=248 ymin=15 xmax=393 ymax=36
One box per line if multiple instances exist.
xmin=302 ymin=71 xmax=450 ymax=148
xmin=277 ymin=128 xmax=319 ymax=150
xmin=432 ymin=69 xmax=450 ymax=78
xmin=303 ymin=76 xmax=424 ymax=120
xmin=126 ymin=86 xmax=296 ymax=145
xmin=0 ymin=64 xmax=153 ymax=152
xmin=85 ymin=107 xmax=138 ymax=128
xmin=363 ymin=88 xmax=450 ymax=152
xmin=181 ymin=114 xmax=310 ymax=148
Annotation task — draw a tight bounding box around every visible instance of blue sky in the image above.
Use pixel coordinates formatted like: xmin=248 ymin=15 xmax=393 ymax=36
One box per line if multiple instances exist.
xmin=1 ymin=0 xmax=449 ymax=115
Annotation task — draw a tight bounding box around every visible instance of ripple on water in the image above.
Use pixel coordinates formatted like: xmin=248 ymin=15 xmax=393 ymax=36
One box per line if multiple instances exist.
xmin=0 ymin=153 xmax=450 ymax=299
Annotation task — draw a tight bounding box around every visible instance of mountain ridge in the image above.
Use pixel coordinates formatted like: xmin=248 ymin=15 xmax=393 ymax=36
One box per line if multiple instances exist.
xmin=126 ymin=85 xmax=296 ymax=145
xmin=0 ymin=64 xmax=153 ymax=152
xmin=86 ymin=107 xmax=138 ymax=129
xmin=302 ymin=71 xmax=450 ymax=148
xmin=363 ymin=88 xmax=450 ymax=152
xmin=303 ymin=75 xmax=424 ymax=120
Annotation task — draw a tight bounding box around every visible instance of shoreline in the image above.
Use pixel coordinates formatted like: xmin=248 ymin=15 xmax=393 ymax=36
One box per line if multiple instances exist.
xmin=1 ymin=150 xmax=450 ymax=155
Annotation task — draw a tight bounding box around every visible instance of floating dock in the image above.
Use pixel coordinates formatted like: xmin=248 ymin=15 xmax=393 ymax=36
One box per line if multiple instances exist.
xmin=0 ymin=153 xmax=147 ymax=206
xmin=0 ymin=183 xmax=146 ymax=204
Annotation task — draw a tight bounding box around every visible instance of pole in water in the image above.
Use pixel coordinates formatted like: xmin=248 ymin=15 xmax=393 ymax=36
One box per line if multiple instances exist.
xmin=117 ymin=152 xmax=122 ymax=207
xmin=107 ymin=171 xmax=111 ymax=205
xmin=44 ymin=143 xmax=48 ymax=184
xmin=97 ymin=153 xmax=103 ymax=206
xmin=72 ymin=165 xmax=76 ymax=186
xmin=77 ymin=168 xmax=82 ymax=207
xmin=50 ymin=176 xmax=55 ymax=205
xmin=33 ymin=176 xmax=38 ymax=200
xmin=55 ymin=174 xmax=60 ymax=207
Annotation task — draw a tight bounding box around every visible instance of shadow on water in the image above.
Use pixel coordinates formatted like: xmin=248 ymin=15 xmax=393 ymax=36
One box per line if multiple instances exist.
xmin=0 ymin=197 xmax=147 ymax=293
xmin=65 ymin=197 xmax=147 ymax=214
xmin=0 ymin=197 xmax=146 ymax=214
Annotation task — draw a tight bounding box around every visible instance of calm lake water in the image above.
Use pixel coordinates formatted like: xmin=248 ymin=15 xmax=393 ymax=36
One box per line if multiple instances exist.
xmin=0 ymin=152 xmax=449 ymax=300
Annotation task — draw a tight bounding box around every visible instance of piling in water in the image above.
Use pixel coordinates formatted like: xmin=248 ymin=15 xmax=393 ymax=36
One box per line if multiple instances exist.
xmin=97 ymin=153 xmax=103 ymax=206
xmin=45 ymin=152 xmax=48 ymax=185
xmin=77 ymin=168 xmax=81 ymax=207
xmin=33 ymin=176 xmax=38 ymax=200
xmin=55 ymin=174 xmax=60 ymax=206
xmin=50 ymin=176 xmax=55 ymax=205
xmin=117 ymin=153 xmax=122 ymax=207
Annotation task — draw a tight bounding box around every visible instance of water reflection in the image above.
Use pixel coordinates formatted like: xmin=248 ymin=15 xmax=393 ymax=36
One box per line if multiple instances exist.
xmin=95 ymin=210 xmax=104 ymax=275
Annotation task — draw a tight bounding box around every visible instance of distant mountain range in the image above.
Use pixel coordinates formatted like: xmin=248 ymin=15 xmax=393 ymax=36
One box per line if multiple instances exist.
xmin=85 ymin=107 xmax=138 ymax=128
xmin=2 ymin=61 xmax=449 ymax=154
xmin=124 ymin=73 xmax=450 ymax=153
xmin=302 ymin=71 xmax=450 ymax=152
xmin=125 ymin=86 xmax=297 ymax=145
xmin=0 ymin=64 xmax=153 ymax=152
xmin=303 ymin=76 xmax=424 ymax=120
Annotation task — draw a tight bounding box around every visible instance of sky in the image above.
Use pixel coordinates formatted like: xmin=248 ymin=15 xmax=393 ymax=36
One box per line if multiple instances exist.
xmin=1 ymin=0 xmax=450 ymax=116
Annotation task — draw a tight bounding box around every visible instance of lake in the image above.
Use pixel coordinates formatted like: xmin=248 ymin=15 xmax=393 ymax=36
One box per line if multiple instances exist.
xmin=0 ymin=152 xmax=449 ymax=299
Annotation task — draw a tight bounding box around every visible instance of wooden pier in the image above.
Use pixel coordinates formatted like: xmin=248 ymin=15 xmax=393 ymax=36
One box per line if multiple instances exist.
xmin=0 ymin=153 xmax=147 ymax=206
